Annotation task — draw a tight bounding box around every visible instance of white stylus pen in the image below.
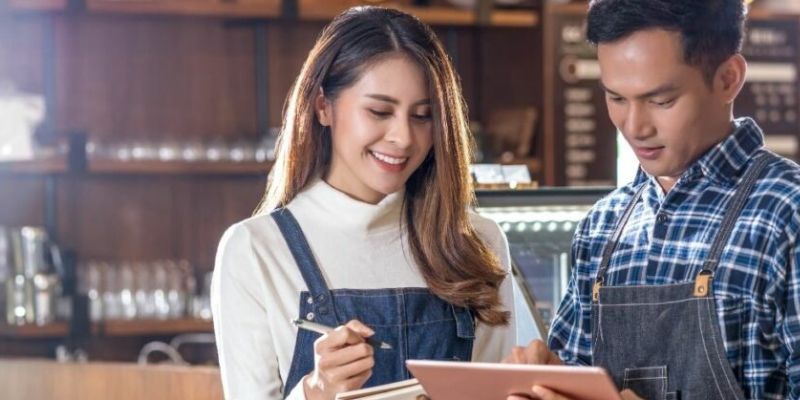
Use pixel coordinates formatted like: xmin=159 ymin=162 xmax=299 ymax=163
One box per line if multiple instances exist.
xmin=291 ymin=318 xmax=393 ymax=350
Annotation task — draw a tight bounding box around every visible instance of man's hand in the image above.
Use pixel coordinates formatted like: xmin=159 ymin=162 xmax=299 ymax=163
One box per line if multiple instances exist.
xmin=527 ymin=386 xmax=643 ymax=400
xmin=504 ymin=340 xmax=564 ymax=400
xmin=503 ymin=340 xmax=642 ymax=400
xmin=503 ymin=340 xmax=563 ymax=366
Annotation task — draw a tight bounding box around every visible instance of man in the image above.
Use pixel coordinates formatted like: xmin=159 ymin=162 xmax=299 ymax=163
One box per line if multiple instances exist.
xmin=506 ymin=0 xmax=800 ymax=399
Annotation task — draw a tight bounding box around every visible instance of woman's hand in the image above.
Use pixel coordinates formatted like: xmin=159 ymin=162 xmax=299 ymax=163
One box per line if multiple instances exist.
xmin=303 ymin=320 xmax=376 ymax=400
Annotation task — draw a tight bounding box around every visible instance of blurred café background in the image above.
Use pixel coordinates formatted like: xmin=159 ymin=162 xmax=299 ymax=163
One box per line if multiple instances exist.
xmin=0 ymin=0 xmax=798 ymax=398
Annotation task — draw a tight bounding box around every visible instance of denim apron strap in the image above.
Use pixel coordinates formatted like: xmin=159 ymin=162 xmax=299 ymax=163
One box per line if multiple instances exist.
xmin=687 ymin=152 xmax=773 ymax=297
xmin=701 ymin=152 xmax=773 ymax=273
xmin=451 ymin=305 xmax=476 ymax=339
xmin=592 ymin=183 xmax=647 ymax=301
xmin=271 ymin=208 xmax=338 ymax=325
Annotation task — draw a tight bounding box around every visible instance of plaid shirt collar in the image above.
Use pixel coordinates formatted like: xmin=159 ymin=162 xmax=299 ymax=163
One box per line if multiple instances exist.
xmin=633 ymin=117 xmax=766 ymax=189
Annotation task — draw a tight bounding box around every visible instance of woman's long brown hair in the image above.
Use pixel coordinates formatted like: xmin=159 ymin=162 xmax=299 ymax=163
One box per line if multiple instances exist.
xmin=256 ymin=6 xmax=509 ymax=326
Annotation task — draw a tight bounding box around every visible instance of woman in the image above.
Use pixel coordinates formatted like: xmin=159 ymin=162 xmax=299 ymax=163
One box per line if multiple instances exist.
xmin=212 ymin=6 xmax=515 ymax=400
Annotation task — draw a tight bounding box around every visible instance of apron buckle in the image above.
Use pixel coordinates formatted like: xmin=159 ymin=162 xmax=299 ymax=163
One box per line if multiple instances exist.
xmin=693 ymin=270 xmax=713 ymax=297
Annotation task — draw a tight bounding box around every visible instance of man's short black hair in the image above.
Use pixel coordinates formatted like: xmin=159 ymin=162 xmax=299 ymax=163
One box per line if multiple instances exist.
xmin=586 ymin=0 xmax=747 ymax=83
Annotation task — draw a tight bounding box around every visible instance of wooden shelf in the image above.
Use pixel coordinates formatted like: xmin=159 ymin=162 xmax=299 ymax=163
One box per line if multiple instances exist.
xmin=501 ymin=156 xmax=541 ymax=174
xmin=0 ymin=322 xmax=70 ymax=338
xmin=748 ymin=0 xmax=800 ymax=18
xmin=86 ymin=0 xmax=281 ymax=18
xmin=488 ymin=9 xmax=540 ymax=27
xmin=749 ymin=3 xmax=800 ymax=19
xmin=544 ymin=1 xmax=588 ymax=14
xmin=475 ymin=181 xmax=538 ymax=190
xmin=0 ymin=157 xmax=68 ymax=174
xmin=298 ymin=1 xmax=539 ymax=28
xmin=92 ymin=318 xmax=213 ymax=336
xmin=87 ymin=159 xmax=272 ymax=175
xmin=7 ymin=0 xmax=67 ymax=12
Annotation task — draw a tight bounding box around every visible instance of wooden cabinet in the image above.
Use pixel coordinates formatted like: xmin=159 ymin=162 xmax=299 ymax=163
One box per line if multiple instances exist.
xmin=0 ymin=359 xmax=223 ymax=400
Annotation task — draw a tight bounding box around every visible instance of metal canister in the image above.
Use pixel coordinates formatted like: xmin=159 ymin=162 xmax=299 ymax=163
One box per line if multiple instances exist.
xmin=33 ymin=273 xmax=60 ymax=326
xmin=20 ymin=227 xmax=49 ymax=278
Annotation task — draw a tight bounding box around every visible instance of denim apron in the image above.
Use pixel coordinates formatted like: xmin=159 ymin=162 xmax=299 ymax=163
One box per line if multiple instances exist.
xmin=591 ymin=153 xmax=772 ymax=400
xmin=271 ymin=208 xmax=475 ymax=398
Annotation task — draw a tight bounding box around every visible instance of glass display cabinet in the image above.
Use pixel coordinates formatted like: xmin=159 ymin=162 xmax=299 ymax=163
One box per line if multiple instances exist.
xmin=475 ymin=187 xmax=612 ymax=344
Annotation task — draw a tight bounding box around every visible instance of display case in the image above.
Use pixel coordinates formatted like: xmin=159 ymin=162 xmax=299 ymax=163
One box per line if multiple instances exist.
xmin=475 ymin=187 xmax=612 ymax=344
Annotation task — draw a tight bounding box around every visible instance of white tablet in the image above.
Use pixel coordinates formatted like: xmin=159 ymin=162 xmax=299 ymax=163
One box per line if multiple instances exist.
xmin=406 ymin=360 xmax=621 ymax=400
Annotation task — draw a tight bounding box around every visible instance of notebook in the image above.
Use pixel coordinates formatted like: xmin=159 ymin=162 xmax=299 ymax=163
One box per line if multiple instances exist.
xmin=335 ymin=378 xmax=426 ymax=400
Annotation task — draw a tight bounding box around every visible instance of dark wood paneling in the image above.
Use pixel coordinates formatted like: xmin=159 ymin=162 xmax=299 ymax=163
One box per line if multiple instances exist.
xmin=434 ymin=26 xmax=542 ymax=165
xmin=265 ymin=21 xmax=325 ymax=128
xmin=58 ymin=176 xmax=178 ymax=262
xmin=262 ymin=23 xmax=542 ymax=129
xmin=52 ymin=15 xmax=258 ymax=141
xmin=0 ymin=176 xmax=46 ymax=227
xmin=479 ymin=27 xmax=541 ymax=114
xmin=0 ymin=15 xmax=46 ymax=94
xmin=431 ymin=26 xmax=479 ymax=121
xmin=57 ymin=175 xmax=264 ymax=270
xmin=172 ymin=176 xmax=266 ymax=270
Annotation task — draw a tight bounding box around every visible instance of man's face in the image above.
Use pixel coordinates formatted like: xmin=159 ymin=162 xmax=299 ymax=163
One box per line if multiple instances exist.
xmin=598 ymin=29 xmax=732 ymax=181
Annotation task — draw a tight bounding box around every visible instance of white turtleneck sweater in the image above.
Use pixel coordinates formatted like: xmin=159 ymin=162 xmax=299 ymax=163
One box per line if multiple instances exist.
xmin=211 ymin=179 xmax=515 ymax=400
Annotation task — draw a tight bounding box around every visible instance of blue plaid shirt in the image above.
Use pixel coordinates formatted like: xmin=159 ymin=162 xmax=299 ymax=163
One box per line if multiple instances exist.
xmin=548 ymin=118 xmax=800 ymax=399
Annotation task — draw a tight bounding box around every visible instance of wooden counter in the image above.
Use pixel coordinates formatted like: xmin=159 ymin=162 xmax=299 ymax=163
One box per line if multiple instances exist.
xmin=0 ymin=358 xmax=223 ymax=400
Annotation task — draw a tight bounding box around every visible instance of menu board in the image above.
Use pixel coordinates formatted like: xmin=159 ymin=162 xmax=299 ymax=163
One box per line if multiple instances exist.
xmin=738 ymin=17 xmax=800 ymax=159
xmin=546 ymin=8 xmax=617 ymax=187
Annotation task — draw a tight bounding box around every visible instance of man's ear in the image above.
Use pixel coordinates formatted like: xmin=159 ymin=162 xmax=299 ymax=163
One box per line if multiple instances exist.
xmin=713 ymin=54 xmax=747 ymax=105
xmin=314 ymin=89 xmax=332 ymax=126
